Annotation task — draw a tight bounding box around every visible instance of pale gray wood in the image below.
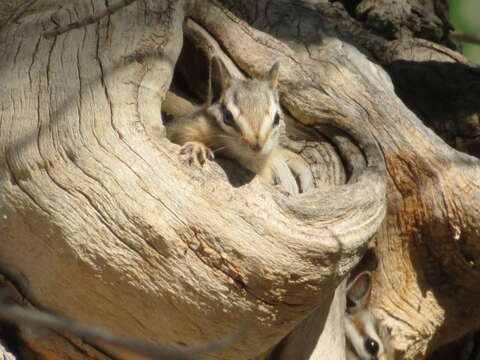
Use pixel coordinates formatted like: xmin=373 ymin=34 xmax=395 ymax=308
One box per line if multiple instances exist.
xmin=0 ymin=0 xmax=479 ymax=359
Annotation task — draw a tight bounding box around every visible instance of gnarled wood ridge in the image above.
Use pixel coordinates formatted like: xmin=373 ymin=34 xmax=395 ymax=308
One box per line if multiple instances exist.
xmin=0 ymin=0 xmax=479 ymax=359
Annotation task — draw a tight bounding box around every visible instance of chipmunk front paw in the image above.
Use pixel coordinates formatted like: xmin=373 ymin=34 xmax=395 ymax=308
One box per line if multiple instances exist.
xmin=180 ymin=141 xmax=214 ymax=167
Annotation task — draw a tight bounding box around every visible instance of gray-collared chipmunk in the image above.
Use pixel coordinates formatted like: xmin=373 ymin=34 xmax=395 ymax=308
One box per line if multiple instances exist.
xmin=345 ymin=272 xmax=394 ymax=360
xmin=166 ymin=56 xmax=314 ymax=194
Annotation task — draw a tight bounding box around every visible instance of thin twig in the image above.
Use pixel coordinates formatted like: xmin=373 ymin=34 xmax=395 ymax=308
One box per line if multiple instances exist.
xmin=43 ymin=0 xmax=139 ymax=39
xmin=450 ymin=30 xmax=480 ymax=46
xmin=0 ymin=302 xmax=244 ymax=359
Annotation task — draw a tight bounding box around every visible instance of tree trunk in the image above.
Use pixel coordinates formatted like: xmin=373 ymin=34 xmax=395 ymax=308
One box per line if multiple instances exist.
xmin=0 ymin=0 xmax=479 ymax=359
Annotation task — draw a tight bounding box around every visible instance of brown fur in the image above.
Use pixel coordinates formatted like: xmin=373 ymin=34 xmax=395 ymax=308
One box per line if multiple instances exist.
xmin=345 ymin=272 xmax=394 ymax=360
xmin=167 ymin=57 xmax=314 ymax=194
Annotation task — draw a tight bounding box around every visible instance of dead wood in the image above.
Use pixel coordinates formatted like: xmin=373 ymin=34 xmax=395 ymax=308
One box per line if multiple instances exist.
xmin=0 ymin=0 xmax=478 ymax=359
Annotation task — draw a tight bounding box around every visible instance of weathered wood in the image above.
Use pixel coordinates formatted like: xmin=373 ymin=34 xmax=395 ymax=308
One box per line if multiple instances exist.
xmin=0 ymin=0 xmax=386 ymax=358
xmin=0 ymin=0 xmax=479 ymax=359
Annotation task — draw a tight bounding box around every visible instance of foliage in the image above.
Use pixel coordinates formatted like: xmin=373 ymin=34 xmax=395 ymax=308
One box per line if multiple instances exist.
xmin=450 ymin=0 xmax=480 ymax=64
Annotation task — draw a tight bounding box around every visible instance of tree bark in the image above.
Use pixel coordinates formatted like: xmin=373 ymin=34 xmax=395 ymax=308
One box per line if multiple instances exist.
xmin=0 ymin=0 xmax=479 ymax=359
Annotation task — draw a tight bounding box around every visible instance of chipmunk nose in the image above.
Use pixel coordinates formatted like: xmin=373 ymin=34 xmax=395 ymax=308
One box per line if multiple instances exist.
xmin=249 ymin=143 xmax=262 ymax=152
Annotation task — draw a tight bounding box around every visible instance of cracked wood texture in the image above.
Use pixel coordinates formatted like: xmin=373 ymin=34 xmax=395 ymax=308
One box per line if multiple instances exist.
xmin=0 ymin=0 xmax=479 ymax=359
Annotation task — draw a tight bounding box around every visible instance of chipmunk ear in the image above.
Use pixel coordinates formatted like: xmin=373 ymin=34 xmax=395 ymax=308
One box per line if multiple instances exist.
xmin=209 ymin=56 xmax=232 ymax=103
xmin=265 ymin=62 xmax=280 ymax=89
xmin=346 ymin=272 xmax=372 ymax=313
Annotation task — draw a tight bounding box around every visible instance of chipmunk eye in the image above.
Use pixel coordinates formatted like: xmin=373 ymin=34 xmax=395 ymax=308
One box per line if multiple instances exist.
xmin=273 ymin=113 xmax=280 ymax=126
xmin=223 ymin=108 xmax=235 ymax=127
xmin=364 ymin=338 xmax=379 ymax=356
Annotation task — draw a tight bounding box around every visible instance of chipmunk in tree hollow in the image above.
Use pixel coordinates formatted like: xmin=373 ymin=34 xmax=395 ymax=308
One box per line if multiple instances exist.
xmin=166 ymin=57 xmax=314 ymax=194
xmin=345 ymin=272 xmax=394 ymax=360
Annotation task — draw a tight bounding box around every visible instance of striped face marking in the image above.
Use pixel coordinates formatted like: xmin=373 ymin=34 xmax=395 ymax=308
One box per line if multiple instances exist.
xmin=345 ymin=311 xmax=383 ymax=359
xmin=345 ymin=272 xmax=393 ymax=360
xmin=219 ymin=80 xmax=281 ymax=156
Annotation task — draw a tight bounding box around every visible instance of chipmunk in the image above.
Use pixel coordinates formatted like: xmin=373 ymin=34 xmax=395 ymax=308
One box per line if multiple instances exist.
xmin=166 ymin=57 xmax=314 ymax=195
xmin=345 ymin=272 xmax=394 ymax=360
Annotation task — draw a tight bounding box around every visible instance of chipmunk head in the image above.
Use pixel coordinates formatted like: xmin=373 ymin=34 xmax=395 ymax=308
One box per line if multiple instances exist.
xmin=208 ymin=56 xmax=282 ymax=158
xmin=345 ymin=272 xmax=394 ymax=360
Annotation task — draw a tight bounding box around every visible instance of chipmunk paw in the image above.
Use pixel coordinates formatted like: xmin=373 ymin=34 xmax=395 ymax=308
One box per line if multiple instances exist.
xmin=180 ymin=142 xmax=214 ymax=167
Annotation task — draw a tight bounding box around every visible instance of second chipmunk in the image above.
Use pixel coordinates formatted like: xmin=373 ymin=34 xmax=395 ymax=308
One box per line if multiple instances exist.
xmin=166 ymin=57 xmax=314 ymax=195
xmin=345 ymin=272 xmax=394 ymax=360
